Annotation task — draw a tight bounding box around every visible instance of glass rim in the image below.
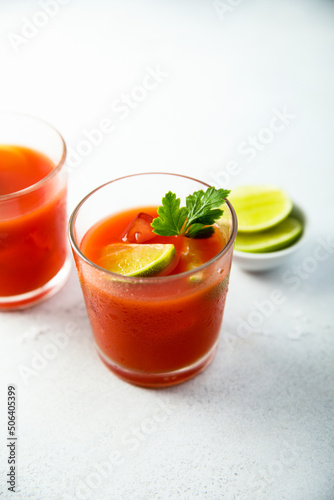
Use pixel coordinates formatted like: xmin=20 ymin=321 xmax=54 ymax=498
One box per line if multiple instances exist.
xmin=68 ymin=172 xmax=238 ymax=283
xmin=0 ymin=111 xmax=67 ymax=201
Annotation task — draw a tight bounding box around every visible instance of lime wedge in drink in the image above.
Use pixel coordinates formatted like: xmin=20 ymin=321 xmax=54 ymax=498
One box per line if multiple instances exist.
xmin=99 ymin=243 xmax=176 ymax=277
xmin=229 ymin=185 xmax=293 ymax=232
xmin=235 ymin=216 xmax=303 ymax=253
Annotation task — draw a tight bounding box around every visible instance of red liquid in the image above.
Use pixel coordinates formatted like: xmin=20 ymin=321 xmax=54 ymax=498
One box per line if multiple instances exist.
xmin=78 ymin=207 xmax=232 ymax=386
xmin=0 ymin=145 xmax=54 ymax=195
xmin=82 ymin=207 xmax=225 ymax=275
xmin=0 ymin=145 xmax=67 ymax=298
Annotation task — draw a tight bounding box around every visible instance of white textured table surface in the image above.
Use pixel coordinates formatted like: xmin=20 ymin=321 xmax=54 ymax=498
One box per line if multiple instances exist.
xmin=1 ymin=1 xmax=334 ymax=499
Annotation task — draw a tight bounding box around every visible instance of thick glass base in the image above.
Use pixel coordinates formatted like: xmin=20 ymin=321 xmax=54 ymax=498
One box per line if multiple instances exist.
xmin=97 ymin=341 xmax=218 ymax=388
xmin=0 ymin=256 xmax=71 ymax=311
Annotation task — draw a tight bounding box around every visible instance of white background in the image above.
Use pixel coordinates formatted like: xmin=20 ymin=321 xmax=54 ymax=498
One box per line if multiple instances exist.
xmin=1 ymin=0 xmax=334 ymax=499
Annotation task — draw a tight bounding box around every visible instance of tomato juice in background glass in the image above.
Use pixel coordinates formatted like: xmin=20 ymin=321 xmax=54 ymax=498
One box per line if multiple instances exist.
xmin=69 ymin=173 xmax=237 ymax=387
xmin=0 ymin=113 xmax=70 ymax=310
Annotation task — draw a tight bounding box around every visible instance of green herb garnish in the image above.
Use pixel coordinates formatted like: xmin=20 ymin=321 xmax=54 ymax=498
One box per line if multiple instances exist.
xmin=151 ymin=187 xmax=230 ymax=239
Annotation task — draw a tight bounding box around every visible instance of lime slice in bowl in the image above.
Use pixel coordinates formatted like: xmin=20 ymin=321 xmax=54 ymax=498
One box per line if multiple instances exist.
xmin=99 ymin=243 xmax=176 ymax=277
xmin=229 ymin=185 xmax=293 ymax=232
xmin=235 ymin=216 xmax=303 ymax=253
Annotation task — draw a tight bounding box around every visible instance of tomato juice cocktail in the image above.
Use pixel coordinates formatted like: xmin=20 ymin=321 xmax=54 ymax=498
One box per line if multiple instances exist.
xmin=0 ymin=113 xmax=69 ymax=309
xmin=69 ymin=173 xmax=237 ymax=387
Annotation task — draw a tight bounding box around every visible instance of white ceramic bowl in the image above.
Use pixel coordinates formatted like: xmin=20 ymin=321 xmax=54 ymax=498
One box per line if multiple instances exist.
xmin=232 ymin=204 xmax=307 ymax=272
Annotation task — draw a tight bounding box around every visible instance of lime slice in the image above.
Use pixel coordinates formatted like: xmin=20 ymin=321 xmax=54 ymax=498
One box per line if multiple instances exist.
xmin=99 ymin=243 xmax=176 ymax=277
xmin=235 ymin=217 xmax=303 ymax=253
xmin=229 ymin=185 xmax=293 ymax=232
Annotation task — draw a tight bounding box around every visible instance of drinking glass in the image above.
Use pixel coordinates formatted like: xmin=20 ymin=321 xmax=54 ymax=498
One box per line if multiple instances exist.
xmin=69 ymin=173 xmax=237 ymax=387
xmin=0 ymin=113 xmax=70 ymax=310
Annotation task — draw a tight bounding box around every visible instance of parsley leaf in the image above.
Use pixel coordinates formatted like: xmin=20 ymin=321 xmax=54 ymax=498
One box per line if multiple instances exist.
xmin=151 ymin=187 xmax=230 ymax=239
xmin=186 ymin=224 xmax=215 ymax=239
xmin=151 ymin=191 xmax=188 ymax=236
